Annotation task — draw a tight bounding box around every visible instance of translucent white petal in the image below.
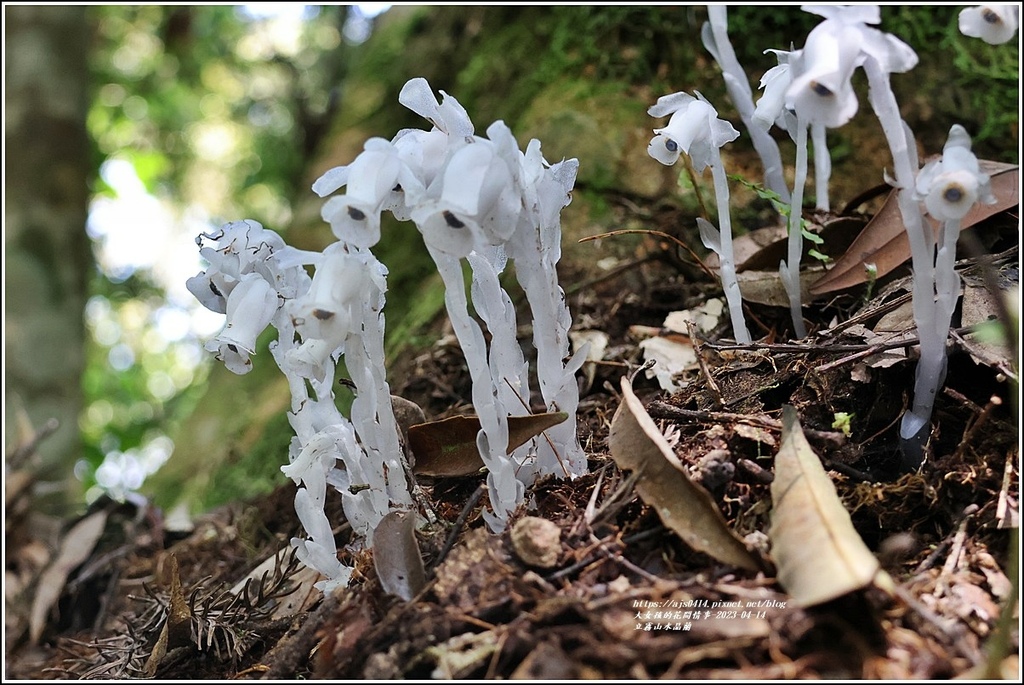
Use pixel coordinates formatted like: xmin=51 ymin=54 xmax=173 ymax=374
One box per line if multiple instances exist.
xmin=440 ymin=142 xmax=499 ymax=215
xmin=648 ymin=91 xmax=696 ymax=118
xmin=410 ymin=200 xmax=480 ymax=257
xmin=322 ymin=195 xmax=382 ymax=248
xmin=959 ymin=5 xmax=1019 ymax=44
xmin=437 ymin=90 xmax=475 ymax=138
xmin=647 ymin=134 xmax=682 ymax=166
xmin=312 ymin=165 xmax=349 ymax=198
xmin=398 ymin=77 xmax=441 ymax=125
xmin=218 ymin=273 xmax=278 ymax=354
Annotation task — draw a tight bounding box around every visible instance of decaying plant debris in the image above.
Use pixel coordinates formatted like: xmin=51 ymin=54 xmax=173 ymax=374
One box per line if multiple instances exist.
xmin=6 ymin=195 xmax=1017 ymax=679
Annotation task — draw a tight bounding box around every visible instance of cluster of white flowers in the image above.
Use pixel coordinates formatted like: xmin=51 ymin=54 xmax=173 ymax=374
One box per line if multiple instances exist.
xmin=187 ymin=219 xmax=410 ymax=592
xmin=647 ymin=5 xmax=1008 ymax=468
xmin=188 ymin=78 xmax=587 ymax=589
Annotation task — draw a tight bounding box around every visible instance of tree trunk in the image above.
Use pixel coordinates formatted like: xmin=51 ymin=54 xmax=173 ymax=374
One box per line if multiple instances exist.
xmin=4 ymin=5 xmax=92 ymax=507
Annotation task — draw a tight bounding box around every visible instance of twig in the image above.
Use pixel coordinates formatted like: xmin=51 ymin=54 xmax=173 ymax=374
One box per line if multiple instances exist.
xmin=566 ymin=254 xmax=661 ymax=296
xmin=7 ymin=417 xmax=60 ymax=468
xmin=816 ymin=292 xmax=914 ymax=337
xmin=812 ymin=337 xmax=911 ymax=372
xmin=687 ymin=320 xmax=723 ymax=407
xmin=579 ymin=229 xmax=717 ymax=280
xmin=646 ymin=401 xmax=846 ymax=446
xmin=952 ymin=393 xmax=1003 ymax=461
xmin=431 ymin=484 xmax=486 ymax=572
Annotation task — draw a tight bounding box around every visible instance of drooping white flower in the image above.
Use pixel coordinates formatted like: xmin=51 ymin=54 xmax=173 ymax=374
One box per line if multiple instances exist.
xmin=647 ymin=90 xmax=749 ymax=343
xmin=318 ymin=138 xmax=422 ymax=249
xmin=206 ymin=272 xmax=279 ymax=375
xmin=647 ymin=92 xmax=739 ymax=171
xmin=186 ymin=268 xmax=238 ymax=314
xmin=915 ymin=124 xmax=996 ymax=221
xmin=785 ymin=22 xmax=862 ymax=127
xmin=959 ymin=4 xmax=1020 ymax=45
xmin=398 ymin=76 xmax=475 ymax=139
xmin=288 ymin=244 xmax=369 ymax=351
xmin=411 ymin=138 xmax=519 ymax=257
xmin=785 ymin=5 xmax=917 ymax=128
xmin=753 ymin=48 xmax=798 ymax=132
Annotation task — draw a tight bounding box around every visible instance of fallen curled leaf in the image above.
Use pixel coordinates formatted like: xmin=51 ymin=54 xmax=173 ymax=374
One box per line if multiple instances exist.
xmin=734 ymin=216 xmax=868 ymax=273
xmin=607 ymin=376 xmax=761 ymax=571
xmin=409 ymin=411 xmax=568 ymax=477
xmin=810 ymin=161 xmax=1018 ymax=296
xmin=770 ymin=405 xmax=883 ymax=606
xmin=372 ymin=510 xmax=426 ymax=602
xmin=29 ymin=509 xmax=109 ymax=644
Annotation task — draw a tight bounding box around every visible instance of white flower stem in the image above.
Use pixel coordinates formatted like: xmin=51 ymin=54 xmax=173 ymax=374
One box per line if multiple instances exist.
xmin=706 ymin=5 xmax=790 ymax=202
xmin=428 ymin=246 xmax=520 ymax=527
xmin=864 ymin=57 xmax=945 ymax=468
xmin=934 ymin=219 xmax=962 ymax=339
xmin=782 ymin=120 xmax=809 ymax=339
xmin=811 ymin=123 xmax=830 ymax=212
xmin=710 ymin=152 xmax=751 ymax=343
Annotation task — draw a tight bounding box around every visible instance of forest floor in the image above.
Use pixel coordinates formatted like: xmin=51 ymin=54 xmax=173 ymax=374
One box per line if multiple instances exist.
xmin=5 ymin=189 xmax=1020 ymax=680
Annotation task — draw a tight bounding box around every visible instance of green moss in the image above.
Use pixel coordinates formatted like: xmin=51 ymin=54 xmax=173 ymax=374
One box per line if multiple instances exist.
xmin=201 ymin=409 xmax=293 ymax=511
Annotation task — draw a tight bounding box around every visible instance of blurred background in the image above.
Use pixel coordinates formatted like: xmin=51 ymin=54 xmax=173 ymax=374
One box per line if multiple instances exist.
xmin=4 ymin=4 xmax=1018 ymax=520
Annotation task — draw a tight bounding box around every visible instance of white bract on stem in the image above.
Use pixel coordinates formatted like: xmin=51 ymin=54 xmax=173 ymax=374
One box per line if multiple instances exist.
xmin=190 ymin=77 xmax=589 ymax=586
xmin=701 ymin=5 xmax=790 ymax=202
xmin=898 ymin=124 xmax=995 ymax=467
xmin=648 ymin=91 xmax=751 ymax=344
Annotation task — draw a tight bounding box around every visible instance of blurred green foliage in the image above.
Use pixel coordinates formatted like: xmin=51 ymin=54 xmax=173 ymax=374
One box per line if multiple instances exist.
xmin=79 ymin=6 xmax=352 ymax=499
xmin=80 ymin=4 xmax=1018 ymax=508
xmin=88 ymin=5 xmax=350 ymax=223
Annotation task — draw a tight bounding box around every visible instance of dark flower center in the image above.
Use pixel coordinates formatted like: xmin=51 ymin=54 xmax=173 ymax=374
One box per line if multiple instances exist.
xmin=983 ymin=8 xmax=1001 ymax=24
xmin=810 ymin=80 xmax=833 ymax=97
xmin=443 ymin=210 xmax=466 ymax=229
xmin=665 ymin=139 xmax=679 ymax=153
xmin=313 ymin=308 xmax=335 ymax=321
xmin=943 ymin=186 xmax=964 ymax=203
xmin=347 ymin=206 xmax=367 ymax=221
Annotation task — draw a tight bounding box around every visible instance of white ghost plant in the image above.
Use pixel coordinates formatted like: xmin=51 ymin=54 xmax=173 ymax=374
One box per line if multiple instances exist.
xmin=189 ymin=77 xmax=590 ymax=590
xmin=647 ymin=91 xmax=751 ymax=344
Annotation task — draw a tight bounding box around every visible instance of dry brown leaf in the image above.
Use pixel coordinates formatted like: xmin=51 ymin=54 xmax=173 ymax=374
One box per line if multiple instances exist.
xmin=810 ymin=162 xmax=1019 ymax=296
xmin=166 ymin=555 xmax=191 ymax=649
xmin=29 ymin=509 xmax=108 ymax=643
xmin=607 ymin=377 xmax=761 ymax=571
xmin=735 ymin=216 xmax=868 ymax=273
xmin=733 ymin=263 xmax=828 ymax=307
xmin=373 ymin=510 xmax=426 ymax=601
xmin=409 ymin=412 xmax=568 ymax=477
xmin=770 ymin=406 xmax=881 ymax=607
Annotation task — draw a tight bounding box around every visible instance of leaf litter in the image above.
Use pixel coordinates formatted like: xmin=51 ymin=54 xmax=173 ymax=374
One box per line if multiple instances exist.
xmin=5 ymin=186 xmax=1018 ymax=680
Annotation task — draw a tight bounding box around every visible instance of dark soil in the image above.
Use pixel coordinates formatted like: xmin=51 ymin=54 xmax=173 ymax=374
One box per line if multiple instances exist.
xmin=5 ymin=205 xmax=1019 ymax=680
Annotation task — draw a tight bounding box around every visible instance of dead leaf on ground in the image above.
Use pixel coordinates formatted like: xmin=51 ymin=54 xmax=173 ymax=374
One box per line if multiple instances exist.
xmin=769 ymin=406 xmax=883 ymax=607
xmin=373 ymin=510 xmax=426 ymax=601
xmin=409 ymin=412 xmax=568 ymax=477
xmin=810 ymin=161 xmax=1019 ymax=296
xmin=734 ymin=216 xmax=868 ymax=273
xmin=607 ymin=376 xmax=761 ymax=571
xmin=29 ymin=509 xmax=109 ymax=644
